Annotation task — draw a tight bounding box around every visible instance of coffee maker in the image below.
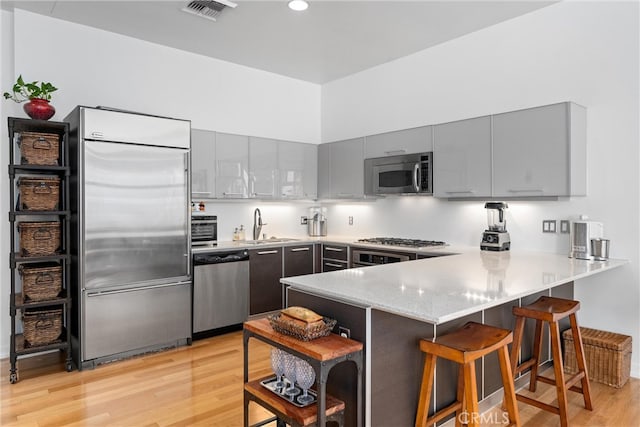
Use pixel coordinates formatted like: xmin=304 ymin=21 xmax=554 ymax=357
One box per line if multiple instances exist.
xmin=569 ymin=217 xmax=604 ymax=260
xmin=481 ymin=202 xmax=511 ymax=251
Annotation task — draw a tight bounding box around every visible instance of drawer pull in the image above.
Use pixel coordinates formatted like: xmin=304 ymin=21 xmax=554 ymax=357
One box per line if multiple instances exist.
xmin=324 ymin=262 xmax=345 ymax=269
xmin=291 ymin=247 xmax=310 ymax=252
xmin=257 ymin=250 xmax=278 ymax=255
xmin=325 ymin=247 xmax=344 ymax=252
xmin=508 ymin=188 xmax=544 ymax=193
xmin=445 ymin=189 xmax=475 ymax=194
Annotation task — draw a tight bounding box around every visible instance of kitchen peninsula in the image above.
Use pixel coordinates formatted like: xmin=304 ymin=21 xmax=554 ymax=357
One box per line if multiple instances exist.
xmin=281 ymin=250 xmax=627 ymax=426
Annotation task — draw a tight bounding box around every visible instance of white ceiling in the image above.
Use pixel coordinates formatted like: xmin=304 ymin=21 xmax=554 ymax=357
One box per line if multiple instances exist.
xmin=5 ymin=0 xmax=555 ymax=84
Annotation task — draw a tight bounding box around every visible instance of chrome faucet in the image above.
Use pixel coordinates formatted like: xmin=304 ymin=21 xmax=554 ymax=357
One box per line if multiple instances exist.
xmin=253 ymin=208 xmax=266 ymax=240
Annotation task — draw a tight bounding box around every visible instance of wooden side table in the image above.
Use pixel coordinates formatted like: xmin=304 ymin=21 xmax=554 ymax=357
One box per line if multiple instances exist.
xmin=243 ymin=318 xmax=364 ymax=427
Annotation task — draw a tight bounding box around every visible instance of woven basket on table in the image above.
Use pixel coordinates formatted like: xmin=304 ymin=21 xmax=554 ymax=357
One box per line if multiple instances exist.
xmin=22 ymin=308 xmax=62 ymax=347
xmin=17 ymin=177 xmax=60 ymax=211
xmin=18 ymin=131 xmax=60 ymax=165
xmin=18 ymin=221 xmax=61 ymax=257
xmin=19 ymin=263 xmax=62 ymax=302
xmin=563 ymin=327 xmax=632 ymax=388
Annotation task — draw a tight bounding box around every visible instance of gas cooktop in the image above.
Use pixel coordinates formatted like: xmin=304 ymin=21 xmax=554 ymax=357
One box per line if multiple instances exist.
xmin=356 ymin=237 xmax=447 ymax=249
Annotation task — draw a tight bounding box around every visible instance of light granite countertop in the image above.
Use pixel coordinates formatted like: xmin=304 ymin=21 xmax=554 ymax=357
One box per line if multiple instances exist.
xmin=192 ymin=236 xmax=458 ymax=256
xmin=280 ymin=249 xmax=628 ymax=324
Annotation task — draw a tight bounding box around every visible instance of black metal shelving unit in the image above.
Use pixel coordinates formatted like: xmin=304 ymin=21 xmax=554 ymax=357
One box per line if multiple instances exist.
xmin=7 ymin=117 xmax=73 ymax=383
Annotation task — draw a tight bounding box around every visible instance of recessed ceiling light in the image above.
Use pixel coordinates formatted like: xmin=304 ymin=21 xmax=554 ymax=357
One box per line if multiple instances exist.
xmin=288 ymin=0 xmax=308 ymax=12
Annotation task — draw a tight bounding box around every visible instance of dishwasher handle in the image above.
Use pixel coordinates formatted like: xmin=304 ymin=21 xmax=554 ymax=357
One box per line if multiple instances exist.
xmin=194 ymin=249 xmax=249 ymax=265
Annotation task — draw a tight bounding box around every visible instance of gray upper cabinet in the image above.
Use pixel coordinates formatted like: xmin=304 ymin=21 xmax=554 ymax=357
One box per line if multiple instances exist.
xmin=327 ymin=137 xmax=365 ymax=199
xmin=365 ymin=126 xmax=433 ymax=158
xmin=492 ymin=102 xmax=586 ymax=197
xmin=433 ymin=116 xmax=492 ymax=198
xmin=317 ymin=143 xmax=331 ymax=199
xmin=215 ymin=132 xmax=249 ymax=198
xmin=278 ymin=141 xmax=317 ymax=199
xmin=191 ymin=129 xmax=216 ymax=199
xmin=249 ymin=137 xmax=278 ymax=199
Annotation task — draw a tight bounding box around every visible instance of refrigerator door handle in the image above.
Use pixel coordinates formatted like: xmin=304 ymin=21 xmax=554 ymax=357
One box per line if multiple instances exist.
xmin=86 ymin=281 xmax=191 ymax=297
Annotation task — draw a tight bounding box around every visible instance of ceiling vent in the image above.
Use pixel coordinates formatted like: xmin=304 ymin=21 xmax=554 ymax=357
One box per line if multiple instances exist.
xmin=182 ymin=0 xmax=237 ymax=22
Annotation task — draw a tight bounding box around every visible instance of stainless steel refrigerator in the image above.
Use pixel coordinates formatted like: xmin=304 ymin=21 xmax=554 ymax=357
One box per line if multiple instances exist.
xmin=66 ymin=106 xmax=191 ymax=369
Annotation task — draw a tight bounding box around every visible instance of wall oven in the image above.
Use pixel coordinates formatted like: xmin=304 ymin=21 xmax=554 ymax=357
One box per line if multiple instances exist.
xmin=191 ymin=214 xmax=217 ymax=246
xmin=365 ymin=152 xmax=433 ymax=195
xmin=351 ymin=248 xmax=414 ymax=268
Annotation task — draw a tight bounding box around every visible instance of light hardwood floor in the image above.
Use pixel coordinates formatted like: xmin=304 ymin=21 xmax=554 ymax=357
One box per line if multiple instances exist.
xmin=2 ymin=330 xmax=638 ymax=426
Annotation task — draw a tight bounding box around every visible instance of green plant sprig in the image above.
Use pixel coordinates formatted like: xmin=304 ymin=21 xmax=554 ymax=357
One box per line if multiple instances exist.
xmin=3 ymin=75 xmax=58 ymax=103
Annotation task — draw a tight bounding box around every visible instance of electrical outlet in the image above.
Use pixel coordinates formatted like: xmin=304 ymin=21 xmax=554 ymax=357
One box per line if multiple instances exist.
xmin=560 ymin=220 xmax=570 ymax=234
xmin=300 ymin=216 xmax=308 ymax=225
xmin=542 ymin=220 xmax=557 ymax=233
xmin=348 ymin=216 xmax=353 ymax=225
xmin=338 ymin=326 xmax=351 ymax=339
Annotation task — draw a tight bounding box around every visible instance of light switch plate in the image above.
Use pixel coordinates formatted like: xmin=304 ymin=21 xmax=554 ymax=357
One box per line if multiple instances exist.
xmin=543 ymin=220 xmax=557 ymax=233
xmin=560 ymin=220 xmax=570 ymax=234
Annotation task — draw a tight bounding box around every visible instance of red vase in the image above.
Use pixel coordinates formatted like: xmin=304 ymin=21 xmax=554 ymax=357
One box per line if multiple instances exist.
xmin=23 ymin=98 xmax=55 ymax=120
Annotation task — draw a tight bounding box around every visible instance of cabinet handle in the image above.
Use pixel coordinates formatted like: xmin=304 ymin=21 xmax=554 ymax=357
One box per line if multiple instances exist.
xmin=192 ymin=191 xmax=212 ymax=195
xmin=508 ymin=188 xmax=544 ymax=193
xmin=445 ymin=190 xmax=476 ymax=194
xmin=257 ymin=250 xmax=278 ymax=255
xmin=252 ymin=192 xmax=274 ymax=197
xmin=291 ymin=247 xmax=310 ymax=252
xmin=384 ymin=149 xmax=407 ymax=155
xmin=223 ymin=192 xmax=244 ymax=196
xmin=325 ymin=247 xmax=344 ymax=252
xmin=324 ymin=262 xmax=345 ymax=268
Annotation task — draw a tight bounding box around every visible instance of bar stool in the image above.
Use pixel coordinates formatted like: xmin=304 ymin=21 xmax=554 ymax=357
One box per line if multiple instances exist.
xmin=415 ymin=322 xmax=520 ymax=427
xmin=510 ymin=296 xmax=593 ymax=427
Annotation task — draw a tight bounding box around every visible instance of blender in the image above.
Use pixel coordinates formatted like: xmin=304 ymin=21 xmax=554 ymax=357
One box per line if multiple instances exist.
xmin=481 ymin=202 xmax=511 ymax=251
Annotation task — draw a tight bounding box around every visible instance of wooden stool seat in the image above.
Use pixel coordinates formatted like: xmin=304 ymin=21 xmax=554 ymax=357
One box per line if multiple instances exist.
xmin=512 ymin=296 xmax=580 ymax=322
xmin=510 ymin=296 xmax=592 ymax=427
xmin=416 ymin=322 xmax=520 ymax=427
xmin=245 ymin=377 xmax=345 ymax=427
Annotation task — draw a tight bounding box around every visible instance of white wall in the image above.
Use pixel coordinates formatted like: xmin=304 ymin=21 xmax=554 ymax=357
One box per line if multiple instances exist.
xmin=12 ymin=10 xmax=321 ymax=142
xmin=322 ymin=1 xmax=640 ymax=376
xmin=0 ymin=9 xmax=321 ymax=357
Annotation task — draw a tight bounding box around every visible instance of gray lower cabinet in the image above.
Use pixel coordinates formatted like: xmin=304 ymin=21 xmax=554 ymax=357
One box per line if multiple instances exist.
xmin=365 ymin=125 xmax=432 ymax=158
xmin=492 ymin=102 xmax=586 ymax=197
xmin=216 ymin=132 xmax=249 ymax=198
xmin=191 ymin=129 xmax=216 ymax=199
xmin=433 ymin=116 xmax=492 ymax=198
xmin=283 ymin=244 xmax=314 ymax=277
xmin=249 ymin=247 xmax=283 ymax=315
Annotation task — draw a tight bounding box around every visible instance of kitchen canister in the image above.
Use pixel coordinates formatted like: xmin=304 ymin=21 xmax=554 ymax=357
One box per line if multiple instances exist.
xmin=591 ymin=238 xmax=610 ymax=261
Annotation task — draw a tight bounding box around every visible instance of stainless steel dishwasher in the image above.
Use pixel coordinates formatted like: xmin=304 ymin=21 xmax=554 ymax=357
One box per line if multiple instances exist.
xmin=193 ymin=249 xmax=250 ymax=334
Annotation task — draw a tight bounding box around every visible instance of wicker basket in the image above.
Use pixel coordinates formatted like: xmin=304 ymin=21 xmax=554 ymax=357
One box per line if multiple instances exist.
xmin=19 ymin=263 xmax=62 ymax=302
xmin=268 ymin=313 xmax=337 ymax=341
xmin=22 ymin=307 xmax=62 ymax=346
xmin=18 ymin=221 xmax=61 ymax=257
xmin=18 ymin=177 xmax=60 ymax=211
xmin=18 ymin=132 xmax=60 ymax=165
xmin=563 ymin=327 xmax=632 ymax=388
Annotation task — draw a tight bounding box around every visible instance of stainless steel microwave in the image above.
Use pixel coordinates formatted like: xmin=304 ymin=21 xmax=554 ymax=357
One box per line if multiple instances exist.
xmin=364 ymin=152 xmax=433 ymax=195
